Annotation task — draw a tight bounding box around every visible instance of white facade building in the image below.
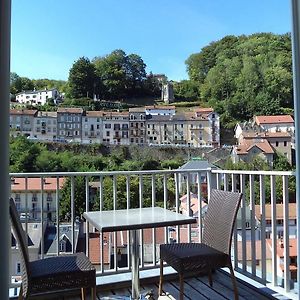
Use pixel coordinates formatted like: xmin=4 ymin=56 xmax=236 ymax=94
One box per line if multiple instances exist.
xmin=82 ymin=111 xmax=104 ymax=144
xmin=10 ymin=177 xmax=65 ymax=222
xmin=16 ymin=89 xmax=61 ymax=106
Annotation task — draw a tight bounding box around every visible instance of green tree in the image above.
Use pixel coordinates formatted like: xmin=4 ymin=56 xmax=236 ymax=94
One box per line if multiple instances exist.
xmin=68 ymin=57 xmax=96 ymax=98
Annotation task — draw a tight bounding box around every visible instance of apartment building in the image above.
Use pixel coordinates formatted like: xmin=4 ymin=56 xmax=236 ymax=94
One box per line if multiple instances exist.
xmin=10 ymin=177 xmax=65 ymax=222
xmin=102 ymin=111 xmax=130 ymax=145
xmin=129 ymin=108 xmax=146 ymax=145
xmin=10 ymin=109 xmax=38 ymax=137
xmin=146 ymin=109 xmax=220 ymax=148
xmin=16 ymin=88 xmax=62 ymax=106
xmin=82 ymin=111 xmax=104 ymax=144
xmin=32 ymin=111 xmax=57 ymax=141
xmin=9 ymin=106 xmax=220 ymax=148
xmin=57 ymin=108 xmax=83 ymax=142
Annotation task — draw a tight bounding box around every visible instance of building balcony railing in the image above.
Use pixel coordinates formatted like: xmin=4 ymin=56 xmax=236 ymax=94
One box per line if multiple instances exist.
xmin=8 ymin=169 xmax=299 ymax=299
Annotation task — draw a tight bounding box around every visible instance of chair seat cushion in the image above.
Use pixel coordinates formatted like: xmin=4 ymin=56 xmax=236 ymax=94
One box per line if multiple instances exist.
xmin=29 ymin=252 xmax=95 ymax=294
xmin=160 ymin=243 xmax=229 ymax=273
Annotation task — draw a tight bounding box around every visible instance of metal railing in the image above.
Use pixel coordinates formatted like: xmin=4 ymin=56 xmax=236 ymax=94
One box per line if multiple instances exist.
xmin=8 ymin=168 xmax=299 ymax=299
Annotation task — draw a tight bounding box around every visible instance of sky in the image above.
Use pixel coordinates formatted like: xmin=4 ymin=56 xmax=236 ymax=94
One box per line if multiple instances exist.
xmin=11 ymin=0 xmax=292 ymax=82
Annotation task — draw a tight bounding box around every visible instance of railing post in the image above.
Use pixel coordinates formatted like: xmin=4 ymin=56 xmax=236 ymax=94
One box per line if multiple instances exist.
xmin=291 ymin=0 xmax=300 ymax=295
xmin=0 ymin=0 xmax=11 ymax=297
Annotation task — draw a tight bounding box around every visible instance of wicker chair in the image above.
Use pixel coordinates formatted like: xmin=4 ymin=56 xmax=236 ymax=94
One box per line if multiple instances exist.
xmin=159 ymin=189 xmax=242 ymax=300
xmin=9 ymin=198 xmax=96 ymax=300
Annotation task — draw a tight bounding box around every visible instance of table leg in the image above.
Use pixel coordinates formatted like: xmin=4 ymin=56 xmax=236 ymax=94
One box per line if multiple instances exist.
xmin=131 ymin=229 xmax=140 ymax=300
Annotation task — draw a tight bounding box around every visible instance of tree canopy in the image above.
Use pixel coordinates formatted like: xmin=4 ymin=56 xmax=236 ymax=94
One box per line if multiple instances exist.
xmin=183 ymin=33 xmax=293 ymax=127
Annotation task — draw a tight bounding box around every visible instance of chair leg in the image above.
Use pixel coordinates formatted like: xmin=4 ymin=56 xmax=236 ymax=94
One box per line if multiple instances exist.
xmin=179 ymin=273 xmax=184 ymax=300
xmin=208 ymin=269 xmax=213 ymax=287
xmin=158 ymin=259 xmax=163 ymax=295
xmin=228 ymin=262 xmax=239 ymax=300
xmin=18 ymin=285 xmax=23 ymax=300
xmin=81 ymin=287 xmax=86 ymax=300
xmin=91 ymin=286 xmax=96 ymax=300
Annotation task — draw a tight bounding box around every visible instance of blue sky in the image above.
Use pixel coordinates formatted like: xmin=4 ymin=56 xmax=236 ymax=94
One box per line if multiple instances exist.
xmin=11 ymin=0 xmax=292 ymax=82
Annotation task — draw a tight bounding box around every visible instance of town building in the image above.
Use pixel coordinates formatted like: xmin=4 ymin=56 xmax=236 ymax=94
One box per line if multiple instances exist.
xmin=32 ymin=111 xmax=57 ymax=141
xmin=82 ymin=111 xmax=104 ymax=144
xmin=57 ymin=108 xmax=83 ymax=143
xmin=233 ymin=115 xmax=294 ymax=165
xmin=10 ymin=177 xmax=65 ymax=222
xmin=9 ymin=106 xmax=220 ymax=148
xmin=102 ymin=111 xmax=130 ymax=145
xmin=10 ymin=109 xmax=38 ymax=137
xmin=129 ymin=108 xmax=146 ymax=145
xmin=16 ymin=89 xmax=62 ymax=106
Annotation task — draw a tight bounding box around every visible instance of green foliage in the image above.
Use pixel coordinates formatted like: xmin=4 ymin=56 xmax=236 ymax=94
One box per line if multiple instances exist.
xmin=186 ymin=33 xmax=293 ymax=125
xmin=173 ymin=80 xmax=200 ymax=101
xmin=10 ymin=73 xmax=34 ymax=94
xmin=68 ymin=57 xmax=96 ymax=99
xmin=93 ymin=50 xmax=148 ymax=99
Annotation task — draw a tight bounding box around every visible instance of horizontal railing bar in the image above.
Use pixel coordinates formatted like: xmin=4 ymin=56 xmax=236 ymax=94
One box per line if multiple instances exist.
xmin=212 ymin=169 xmax=294 ymax=176
xmin=9 ymin=168 xmax=212 ymax=177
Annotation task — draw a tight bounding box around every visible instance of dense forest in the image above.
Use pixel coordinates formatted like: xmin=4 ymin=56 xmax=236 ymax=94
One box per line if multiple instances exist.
xmin=182 ymin=33 xmax=293 ymax=127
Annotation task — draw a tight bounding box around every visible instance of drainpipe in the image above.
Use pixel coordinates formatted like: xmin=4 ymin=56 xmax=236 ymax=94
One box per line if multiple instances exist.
xmin=291 ymin=0 xmax=300 ymax=295
xmin=0 ymin=0 xmax=11 ymax=298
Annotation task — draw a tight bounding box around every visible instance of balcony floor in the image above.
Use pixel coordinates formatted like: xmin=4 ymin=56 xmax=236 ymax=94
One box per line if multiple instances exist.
xmin=20 ymin=270 xmax=279 ymax=300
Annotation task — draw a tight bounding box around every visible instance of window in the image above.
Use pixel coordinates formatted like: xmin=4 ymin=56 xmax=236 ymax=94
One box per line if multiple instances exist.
xmin=105 ymin=124 xmax=111 ymax=129
xmin=276 ymin=141 xmax=279 ymax=147
xmin=32 ymin=193 xmax=38 ymax=202
xmin=106 ymin=131 xmax=110 ymax=137
xmin=59 ymin=240 xmax=66 ymax=252
xmin=16 ymin=263 xmax=21 ymax=274
xmin=284 ymin=141 xmax=287 ymax=147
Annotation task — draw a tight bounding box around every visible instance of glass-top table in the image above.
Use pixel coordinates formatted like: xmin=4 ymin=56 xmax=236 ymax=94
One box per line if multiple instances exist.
xmin=83 ymin=207 xmax=196 ymax=299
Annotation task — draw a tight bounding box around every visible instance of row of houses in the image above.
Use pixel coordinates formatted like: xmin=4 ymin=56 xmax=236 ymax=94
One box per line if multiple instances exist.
xmin=10 ymin=106 xmax=220 ymax=148
xmin=232 ymin=115 xmax=295 ymax=164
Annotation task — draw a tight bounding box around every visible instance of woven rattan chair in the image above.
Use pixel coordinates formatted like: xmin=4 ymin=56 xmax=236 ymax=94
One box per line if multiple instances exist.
xmin=159 ymin=189 xmax=242 ymax=300
xmin=9 ymin=198 xmax=96 ymax=300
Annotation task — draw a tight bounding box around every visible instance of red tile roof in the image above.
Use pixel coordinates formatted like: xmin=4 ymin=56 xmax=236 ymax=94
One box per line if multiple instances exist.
xmin=10 ymin=109 xmax=38 ymax=116
xmin=11 ymin=177 xmax=65 ymax=191
xmin=236 ymin=140 xmax=274 ymax=155
xmin=195 ymin=108 xmax=214 ymax=113
xmin=255 ymin=115 xmax=294 ymax=125
xmin=57 ymin=108 xmax=83 ymax=114
xmin=255 ymin=203 xmax=297 ymax=221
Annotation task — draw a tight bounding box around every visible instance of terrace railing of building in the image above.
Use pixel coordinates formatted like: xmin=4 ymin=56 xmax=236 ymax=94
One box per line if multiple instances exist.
xmin=8 ymin=168 xmax=298 ymax=299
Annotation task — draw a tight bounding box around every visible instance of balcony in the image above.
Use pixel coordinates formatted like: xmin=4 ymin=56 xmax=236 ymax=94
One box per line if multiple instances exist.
xmin=8 ymin=169 xmax=299 ymax=299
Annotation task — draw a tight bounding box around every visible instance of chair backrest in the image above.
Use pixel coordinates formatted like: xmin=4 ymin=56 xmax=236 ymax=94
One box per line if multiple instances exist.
xmin=202 ymin=189 xmax=242 ymax=255
xmin=9 ymin=198 xmax=30 ymax=297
